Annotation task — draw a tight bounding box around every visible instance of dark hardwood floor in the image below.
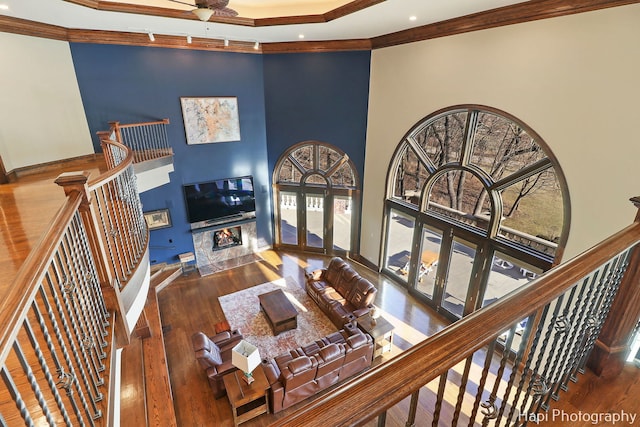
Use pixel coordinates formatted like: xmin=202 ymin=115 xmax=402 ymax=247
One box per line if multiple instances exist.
xmin=3 ymin=162 xmax=638 ymax=426
xmin=156 ymin=251 xmax=450 ymax=426
xmin=0 ymin=156 xmax=106 ymax=302
xmin=154 ymin=251 xmax=640 ymax=427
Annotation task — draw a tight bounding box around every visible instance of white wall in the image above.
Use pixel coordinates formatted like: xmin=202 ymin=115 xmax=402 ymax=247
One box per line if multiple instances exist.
xmin=0 ymin=32 xmax=93 ymax=172
xmin=362 ymin=4 xmax=640 ymax=263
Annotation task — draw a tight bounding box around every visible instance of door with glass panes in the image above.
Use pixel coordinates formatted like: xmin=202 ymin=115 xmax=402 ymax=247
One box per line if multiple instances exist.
xmin=273 ymin=142 xmax=359 ymax=256
xmin=408 ymin=225 xmax=483 ymax=319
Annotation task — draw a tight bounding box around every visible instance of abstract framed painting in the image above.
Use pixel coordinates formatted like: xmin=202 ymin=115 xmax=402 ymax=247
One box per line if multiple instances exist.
xmin=180 ymin=96 xmax=241 ymax=144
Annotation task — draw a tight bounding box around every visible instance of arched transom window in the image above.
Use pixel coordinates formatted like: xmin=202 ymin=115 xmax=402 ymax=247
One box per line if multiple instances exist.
xmin=383 ymin=105 xmax=569 ymax=320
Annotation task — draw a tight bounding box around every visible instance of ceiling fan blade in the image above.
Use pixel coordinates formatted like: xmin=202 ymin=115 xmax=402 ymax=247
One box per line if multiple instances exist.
xmin=211 ymin=7 xmax=238 ymax=17
xmin=168 ymin=0 xmax=197 ymax=7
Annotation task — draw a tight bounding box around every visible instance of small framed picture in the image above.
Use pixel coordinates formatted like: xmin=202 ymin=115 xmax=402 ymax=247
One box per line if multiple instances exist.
xmin=144 ymin=209 xmax=172 ymax=230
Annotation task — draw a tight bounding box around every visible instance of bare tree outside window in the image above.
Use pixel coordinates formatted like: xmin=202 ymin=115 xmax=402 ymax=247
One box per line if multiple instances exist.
xmin=384 ymin=106 xmax=567 ymax=319
xmin=391 ymin=107 xmax=564 ymax=253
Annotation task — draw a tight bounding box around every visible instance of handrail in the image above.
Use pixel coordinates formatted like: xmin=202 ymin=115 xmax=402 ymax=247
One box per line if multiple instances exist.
xmin=88 ymin=139 xmax=135 ymax=190
xmin=82 ymin=140 xmax=148 ymax=292
xmin=0 ymin=192 xmax=83 ymax=360
xmin=114 ymin=118 xmax=170 ymax=128
xmin=108 ymin=119 xmax=172 ymax=164
xmin=0 ymin=139 xmax=149 ymax=425
xmin=0 ymin=190 xmax=114 ymax=425
xmin=275 ymin=221 xmax=640 ymax=426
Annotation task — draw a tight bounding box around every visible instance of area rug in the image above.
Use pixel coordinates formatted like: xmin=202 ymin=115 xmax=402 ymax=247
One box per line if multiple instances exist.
xmin=218 ymin=277 xmax=336 ymax=360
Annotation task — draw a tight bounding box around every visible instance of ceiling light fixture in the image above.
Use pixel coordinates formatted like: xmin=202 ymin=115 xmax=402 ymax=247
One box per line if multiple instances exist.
xmin=254 ymin=41 xmax=260 ymax=50
xmin=0 ymin=4 xmax=9 ymax=10
xmin=409 ymin=16 xmax=417 ymax=21
xmin=148 ymin=32 xmax=155 ymax=42
xmin=298 ymin=34 xmax=305 ymax=39
xmin=187 ymin=35 xmax=192 ymax=44
xmin=224 ymin=38 xmax=229 ymax=47
xmin=192 ymin=8 xmax=214 ymax=22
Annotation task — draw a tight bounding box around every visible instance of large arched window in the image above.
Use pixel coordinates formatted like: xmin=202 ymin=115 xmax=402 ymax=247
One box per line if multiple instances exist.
xmin=383 ymin=105 xmax=569 ymax=320
xmin=273 ymin=141 xmax=360 ymax=256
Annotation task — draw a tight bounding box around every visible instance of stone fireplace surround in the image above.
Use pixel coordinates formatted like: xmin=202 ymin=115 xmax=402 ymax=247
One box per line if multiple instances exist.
xmin=192 ymin=220 xmax=259 ymax=273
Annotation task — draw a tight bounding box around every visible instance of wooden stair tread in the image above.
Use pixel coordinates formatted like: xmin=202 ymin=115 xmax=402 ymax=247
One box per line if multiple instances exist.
xmin=141 ymin=287 xmax=177 ymax=427
xmin=120 ymin=337 xmax=147 ymax=426
xmin=120 ymin=265 xmax=181 ymax=426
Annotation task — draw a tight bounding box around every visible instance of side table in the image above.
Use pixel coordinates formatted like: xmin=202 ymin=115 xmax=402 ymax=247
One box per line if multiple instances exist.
xmin=356 ymin=313 xmax=394 ymax=359
xmin=223 ymin=365 xmax=269 ymax=426
xmin=178 ymin=252 xmax=196 ymax=274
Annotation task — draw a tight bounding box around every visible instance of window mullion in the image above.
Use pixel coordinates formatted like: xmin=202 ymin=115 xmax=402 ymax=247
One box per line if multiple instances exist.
xmin=491 ymin=157 xmax=553 ymax=192
xmin=460 ymin=109 xmax=478 ymax=167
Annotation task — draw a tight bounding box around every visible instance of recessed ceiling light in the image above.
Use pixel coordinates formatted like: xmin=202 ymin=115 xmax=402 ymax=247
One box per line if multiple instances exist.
xmin=298 ymin=34 xmax=305 ymax=39
xmin=0 ymin=4 xmax=9 ymax=10
xmin=409 ymin=16 xmax=417 ymax=21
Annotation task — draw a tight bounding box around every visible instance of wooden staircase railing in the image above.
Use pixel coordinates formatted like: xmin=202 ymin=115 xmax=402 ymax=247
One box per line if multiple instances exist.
xmin=275 ymin=205 xmax=640 ymax=426
xmin=0 ymin=140 xmax=148 ymax=426
xmin=107 ymin=119 xmax=173 ymax=165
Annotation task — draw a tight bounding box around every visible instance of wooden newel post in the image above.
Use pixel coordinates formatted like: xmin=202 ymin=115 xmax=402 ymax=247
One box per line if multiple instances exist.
xmin=587 ymin=196 xmax=640 ymax=379
xmin=55 ymin=171 xmax=131 ymax=347
xmin=108 ymin=121 xmax=123 ymax=142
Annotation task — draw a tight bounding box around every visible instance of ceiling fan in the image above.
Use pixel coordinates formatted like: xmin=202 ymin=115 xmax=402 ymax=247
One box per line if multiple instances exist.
xmin=169 ymin=0 xmax=238 ymax=21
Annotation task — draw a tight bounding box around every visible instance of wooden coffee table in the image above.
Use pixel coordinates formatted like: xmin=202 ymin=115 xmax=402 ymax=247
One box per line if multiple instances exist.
xmin=258 ymin=289 xmax=298 ymax=335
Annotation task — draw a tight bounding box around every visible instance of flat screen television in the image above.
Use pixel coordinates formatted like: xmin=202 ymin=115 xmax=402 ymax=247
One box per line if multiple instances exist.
xmin=183 ymin=176 xmax=256 ymax=224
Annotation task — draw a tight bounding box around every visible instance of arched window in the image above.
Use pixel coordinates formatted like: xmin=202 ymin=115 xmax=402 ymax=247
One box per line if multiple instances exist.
xmin=273 ymin=141 xmax=360 ymax=255
xmin=383 ymin=106 xmax=569 ymax=320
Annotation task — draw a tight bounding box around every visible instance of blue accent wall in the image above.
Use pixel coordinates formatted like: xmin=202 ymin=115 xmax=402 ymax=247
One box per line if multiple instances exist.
xmin=263 ymin=51 xmax=371 ymax=183
xmin=70 ymin=44 xmax=370 ymax=265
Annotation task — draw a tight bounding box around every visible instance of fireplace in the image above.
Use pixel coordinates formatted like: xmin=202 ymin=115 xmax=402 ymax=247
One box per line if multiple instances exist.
xmin=192 ymin=221 xmax=261 ymax=273
xmin=212 ymin=226 xmax=242 ymax=251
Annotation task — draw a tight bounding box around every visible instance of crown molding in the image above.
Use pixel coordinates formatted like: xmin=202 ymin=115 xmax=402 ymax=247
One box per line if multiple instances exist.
xmin=0 ymin=15 xmax=68 ymax=40
xmin=372 ymin=0 xmax=640 ymax=48
xmin=67 ymin=29 xmax=265 ymax=53
xmin=62 ymin=0 xmax=384 ymax=27
xmin=1 ymin=1 xmax=637 ymax=53
xmin=0 ymin=15 xmax=370 ymax=53
xmin=262 ymin=39 xmax=372 ymax=54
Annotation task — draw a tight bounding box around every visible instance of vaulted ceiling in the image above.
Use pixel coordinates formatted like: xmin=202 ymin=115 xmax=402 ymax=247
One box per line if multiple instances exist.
xmin=0 ymin=0 xmax=636 ymax=53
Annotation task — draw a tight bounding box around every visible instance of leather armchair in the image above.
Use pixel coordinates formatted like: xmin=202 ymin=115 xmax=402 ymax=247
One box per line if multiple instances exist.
xmin=191 ymin=329 xmax=243 ymax=399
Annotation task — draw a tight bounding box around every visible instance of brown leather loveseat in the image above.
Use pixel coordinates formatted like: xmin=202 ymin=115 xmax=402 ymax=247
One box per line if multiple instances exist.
xmin=261 ymin=324 xmax=373 ymax=413
xmin=191 ymin=329 xmax=243 ymax=398
xmin=305 ymin=257 xmax=377 ymax=327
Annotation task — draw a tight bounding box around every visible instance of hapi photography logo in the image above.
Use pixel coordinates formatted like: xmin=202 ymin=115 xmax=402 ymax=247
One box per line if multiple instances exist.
xmin=519 ymin=409 xmax=637 ymax=425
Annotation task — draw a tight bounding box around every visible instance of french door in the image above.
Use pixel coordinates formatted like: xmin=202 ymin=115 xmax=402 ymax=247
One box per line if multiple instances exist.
xmin=276 ymin=186 xmax=356 ymax=256
xmin=303 ymin=189 xmax=327 ymax=252
xmin=273 ymin=141 xmax=360 ymax=257
xmin=407 ymin=223 xmax=485 ymax=320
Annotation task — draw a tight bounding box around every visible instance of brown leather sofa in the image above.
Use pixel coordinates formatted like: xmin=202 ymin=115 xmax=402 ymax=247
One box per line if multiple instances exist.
xmin=191 ymin=329 xmax=243 ymax=398
xmin=261 ymin=324 xmax=373 ymax=413
xmin=305 ymin=257 xmax=377 ymax=327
